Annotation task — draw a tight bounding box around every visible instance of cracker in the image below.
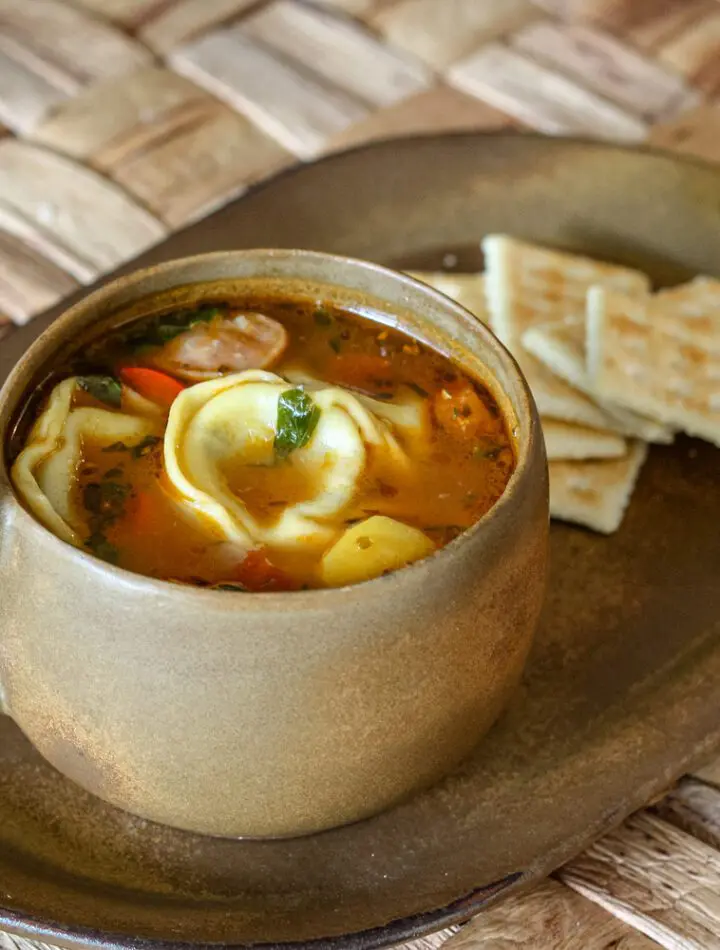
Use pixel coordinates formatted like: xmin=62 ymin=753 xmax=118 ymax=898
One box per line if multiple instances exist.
xmin=523 ymin=317 xmax=586 ymax=389
xmin=407 ymin=271 xmax=488 ymax=324
xmin=542 ymin=419 xmax=627 ymax=461
xmin=656 ymin=276 xmax=720 ymax=353
xmin=587 ymin=286 xmax=720 ymax=448
xmin=482 ymin=234 xmax=651 ymax=431
xmin=482 ymin=235 xmax=650 ymax=352
xmin=521 ymin=357 xmax=625 ymax=429
xmin=549 ymin=441 xmax=648 ymax=534
xmin=523 ymin=319 xmax=674 ymax=444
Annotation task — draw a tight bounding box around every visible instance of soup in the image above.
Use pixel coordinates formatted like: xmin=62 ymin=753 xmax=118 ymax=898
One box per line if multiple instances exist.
xmin=10 ymin=292 xmax=516 ymax=590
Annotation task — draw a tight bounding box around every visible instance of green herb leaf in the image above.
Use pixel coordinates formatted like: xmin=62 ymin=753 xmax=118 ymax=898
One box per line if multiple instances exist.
xmin=274 ymin=388 xmax=320 ymax=459
xmin=83 ymin=484 xmax=101 ymax=514
xmin=84 ymin=532 xmax=119 ymax=564
xmin=158 ymin=307 xmax=222 ymax=341
xmin=188 ymin=305 xmax=222 ymax=326
xmin=129 ymin=306 xmax=224 ymax=349
xmin=328 ymin=336 xmax=342 ymax=353
xmin=314 ymin=307 xmax=332 ymax=326
xmin=156 ymin=324 xmax=190 ymax=343
xmin=131 ymin=434 xmax=162 ymax=459
xmin=215 ymin=583 xmax=249 ymax=592
xmin=406 ymin=382 xmax=429 ymax=398
xmin=103 ymin=467 xmax=124 ymax=480
xmin=82 ymin=481 xmax=130 ymax=519
xmin=101 ymin=435 xmax=161 ymax=458
xmin=78 ymin=375 xmax=122 ymax=408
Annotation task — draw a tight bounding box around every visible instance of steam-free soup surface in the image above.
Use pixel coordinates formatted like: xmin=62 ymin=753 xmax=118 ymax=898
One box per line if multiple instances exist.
xmin=11 ymin=294 xmax=515 ymax=590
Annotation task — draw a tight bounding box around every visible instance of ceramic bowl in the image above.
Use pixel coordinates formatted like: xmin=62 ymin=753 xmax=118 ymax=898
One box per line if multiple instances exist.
xmin=0 ymin=250 xmax=548 ymax=838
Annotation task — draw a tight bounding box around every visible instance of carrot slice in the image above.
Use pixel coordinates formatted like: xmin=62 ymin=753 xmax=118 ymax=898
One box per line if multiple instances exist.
xmin=234 ymin=549 xmax=296 ymax=592
xmin=121 ymin=490 xmax=164 ymax=541
xmin=128 ymin=490 xmax=155 ymax=525
xmin=120 ymin=367 xmax=185 ymax=409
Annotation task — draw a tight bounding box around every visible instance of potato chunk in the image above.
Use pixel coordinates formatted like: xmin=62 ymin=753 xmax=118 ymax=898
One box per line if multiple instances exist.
xmin=321 ymin=516 xmax=435 ymax=587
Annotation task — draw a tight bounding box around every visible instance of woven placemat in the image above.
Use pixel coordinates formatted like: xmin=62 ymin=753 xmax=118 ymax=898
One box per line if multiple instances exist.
xmin=1 ymin=1 xmax=720 ymax=946
xmin=0 ymin=0 xmax=719 ymax=330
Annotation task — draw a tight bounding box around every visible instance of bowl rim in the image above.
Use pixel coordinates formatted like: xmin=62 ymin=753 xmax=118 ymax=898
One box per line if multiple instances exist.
xmin=0 ymin=247 xmax=544 ymax=605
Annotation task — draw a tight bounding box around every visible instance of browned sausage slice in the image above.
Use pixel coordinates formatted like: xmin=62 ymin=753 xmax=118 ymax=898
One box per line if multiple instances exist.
xmin=151 ymin=311 xmax=288 ymax=382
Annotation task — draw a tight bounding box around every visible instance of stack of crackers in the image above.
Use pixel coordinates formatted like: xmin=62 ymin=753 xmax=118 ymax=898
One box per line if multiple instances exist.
xmin=410 ymin=236 xmax=719 ymax=534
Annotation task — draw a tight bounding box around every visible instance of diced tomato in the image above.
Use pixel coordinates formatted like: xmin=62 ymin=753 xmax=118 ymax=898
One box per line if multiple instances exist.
xmin=432 ymin=381 xmax=500 ymax=440
xmin=120 ymin=366 xmax=185 ymax=409
xmin=234 ymin=549 xmax=297 ymax=592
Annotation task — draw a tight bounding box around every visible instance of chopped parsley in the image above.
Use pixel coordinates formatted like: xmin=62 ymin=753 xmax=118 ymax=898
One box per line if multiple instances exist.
xmin=77 ymin=375 xmax=121 ymax=408
xmin=131 ymin=434 xmax=162 ymax=459
xmin=313 ymin=307 xmax=332 ymax=326
xmin=82 ymin=480 xmax=130 ymax=519
xmin=274 ymin=388 xmax=321 ymax=459
xmin=101 ymin=435 xmax=161 ymax=458
xmin=82 ymin=479 xmax=131 ymax=565
xmin=84 ymin=532 xmax=119 ymax=564
xmin=127 ymin=305 xmax=225 ymax=350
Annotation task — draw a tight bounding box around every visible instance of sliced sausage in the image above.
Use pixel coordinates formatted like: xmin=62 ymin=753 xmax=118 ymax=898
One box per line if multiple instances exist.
xmin=151 ymin=311 xmax=288 ymax=382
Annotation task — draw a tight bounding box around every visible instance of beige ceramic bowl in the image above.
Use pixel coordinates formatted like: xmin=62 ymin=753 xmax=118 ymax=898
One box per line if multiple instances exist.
xmin=0 ymin=250 xmax=548 ymax=838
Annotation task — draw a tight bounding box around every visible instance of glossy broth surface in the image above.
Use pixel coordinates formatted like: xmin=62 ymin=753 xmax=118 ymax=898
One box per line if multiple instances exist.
xmin=11 ymin=293 xmax=515 ymax=590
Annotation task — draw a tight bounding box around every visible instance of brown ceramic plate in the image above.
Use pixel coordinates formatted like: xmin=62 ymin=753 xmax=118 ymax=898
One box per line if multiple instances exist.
xmin=1 ymin=133 xmax=720 ymax=950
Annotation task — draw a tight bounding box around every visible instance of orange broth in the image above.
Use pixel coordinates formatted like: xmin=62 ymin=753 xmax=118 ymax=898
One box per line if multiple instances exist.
xmin=17 ymin=296 xmax=516 ymax=590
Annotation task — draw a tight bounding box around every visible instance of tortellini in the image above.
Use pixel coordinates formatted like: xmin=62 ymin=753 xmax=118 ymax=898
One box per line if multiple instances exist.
xmin=11 ymin=377 xmax=158 ymax=544
xmin=283 ymin=366 xmax=428 ymax=451
xmin=164 ymin=371 xmax=413 ymax=549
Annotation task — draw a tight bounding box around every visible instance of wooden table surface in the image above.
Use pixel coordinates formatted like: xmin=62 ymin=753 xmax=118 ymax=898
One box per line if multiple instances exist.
xmin=1 ymin=1 xmax=720 ymax=947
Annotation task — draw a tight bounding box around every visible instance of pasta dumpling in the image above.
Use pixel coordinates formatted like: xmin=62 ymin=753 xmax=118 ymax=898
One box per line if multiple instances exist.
xmin=164 ymin=371 xmax=410 ymax=549
xmin=12 ymin=378 xmax=158 ymax=545
xmin=283 ymin=366 xmax=428 ymax=450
